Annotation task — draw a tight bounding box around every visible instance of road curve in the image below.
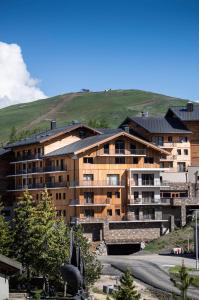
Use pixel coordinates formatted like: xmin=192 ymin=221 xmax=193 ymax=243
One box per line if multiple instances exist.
xmin=100 ymin=255 xmax=199 ymax=299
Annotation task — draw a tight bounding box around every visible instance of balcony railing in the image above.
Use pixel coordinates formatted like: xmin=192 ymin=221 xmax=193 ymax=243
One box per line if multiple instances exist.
xmin=70 ymin=198 xmax=110 ymax=206
xmin=129 ymin=197 xmax=171 ymax=205
xmin=130 ymin=180 xmax=169 ymax=187
xmin=97 ymin=149 xmax=146 ymax=156
xmin=8 ymin=181 xmax=67 ymax=190
xmin=70 ymin=217 xmax=105 ymax=224
xmin=70 ymin=180 xmax=125 ymax=188
xmin=12 ymin=153 xmax=43 ymax=162
xmin=9 ymin=166 xmax=67 ymax=176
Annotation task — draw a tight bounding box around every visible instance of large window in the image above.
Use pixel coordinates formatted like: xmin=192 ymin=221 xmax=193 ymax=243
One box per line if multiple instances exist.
xmin=83 ymin=157 xmax=93 ymax=164
xmin=115 ymin=140 xmax=125 ymax=154
xmin=115 ymin=157 xmax=125 ymax=164
xmin=143 ymin=208 xmax=155 ymax=220
xmin=177 ymin=162 xmax=186 ymax=172
xmin=142 ymin=174 xmax=154 ymax=185
xmin=107 ymin=174 xmax=119 ymax=185
xmin=83 ymin=174 xmax=94 ymax=181
xmin=84 ymin=209 xmax=94 ymax=217
xmin=152 ymin=136 xmax=164 ymax=146
xmin=144 ymin=157 xmax=154 ymax=164
xmin=142 ymin=191 xmax=154 ymax=203
xmin=103 ymin=143 xmax=109 ymax=154
xmin=84 ymin=192 xmax=94 ymax=204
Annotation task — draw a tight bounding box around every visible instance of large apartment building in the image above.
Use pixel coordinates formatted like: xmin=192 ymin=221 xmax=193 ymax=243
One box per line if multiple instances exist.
xmin=1 ymin=101 xmax=199 ymax=248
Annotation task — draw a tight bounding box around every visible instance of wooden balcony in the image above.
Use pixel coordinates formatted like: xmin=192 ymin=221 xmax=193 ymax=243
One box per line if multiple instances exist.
xmin=96 ymin=149 xmax=146 ymax=156
xmin=11 ymin=153 xmax=43 ymax=163
xmin=69 ymin=180 xmax=125 ymax=188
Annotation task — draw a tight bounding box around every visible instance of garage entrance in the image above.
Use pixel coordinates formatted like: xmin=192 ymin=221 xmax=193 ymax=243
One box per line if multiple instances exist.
xmin=107 ymin=243 xmax=140 ymax=255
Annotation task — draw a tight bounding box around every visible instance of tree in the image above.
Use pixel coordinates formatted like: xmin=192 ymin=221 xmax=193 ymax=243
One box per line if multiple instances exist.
xmin=88 ymin=119 xmax=109 ymax=128
xmin=9 ymin=126 xmax=17 ymax=143
xmin=0 ymin=201 xmax=11 ymax=256
xmin=12 ymin=190 xmax=36 ymax=278
xmin=170 ymin=261 xmax=193 ymax=300
xmin=113 ymin=269 xmax=141 ymax=300
xmin=74 ymin=226 xmax=102 ymax=287
xmin=31 ymin=189 xmax=69 ymax=278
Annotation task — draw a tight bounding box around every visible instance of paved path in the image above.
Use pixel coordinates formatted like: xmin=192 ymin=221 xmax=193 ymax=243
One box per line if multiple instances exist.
xmin=100 ymin=254 xmax=199 ymax=299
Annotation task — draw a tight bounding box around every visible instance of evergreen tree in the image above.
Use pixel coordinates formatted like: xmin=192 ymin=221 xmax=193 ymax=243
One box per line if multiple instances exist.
xmin=31 ymin=188 xmax=69 ymax=278
xmin=170 ymin=261 xmax=193 ymax=300
xmin=12 ymin=190 xmax=36 ymax=278
xmin=9 ymin=126 xmax=17 ymax=143
xmin=0 ymin=201 xmax=11 ymax=256
xmin=113 ymin=269 xmax=141 ymax=300
xmin=74 ymin=226 xmax=102 ymax=287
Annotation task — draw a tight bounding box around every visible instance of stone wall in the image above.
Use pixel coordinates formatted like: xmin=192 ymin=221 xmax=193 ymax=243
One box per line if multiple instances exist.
xmin=103 ymin=222 xmax=164 ymax=244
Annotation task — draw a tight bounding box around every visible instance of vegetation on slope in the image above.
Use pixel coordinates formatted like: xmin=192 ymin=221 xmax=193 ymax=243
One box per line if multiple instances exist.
xmin=0 ymin=89 xmax=190 ymax=143
xmin=144 ymin=223 xmax=194 ymax=253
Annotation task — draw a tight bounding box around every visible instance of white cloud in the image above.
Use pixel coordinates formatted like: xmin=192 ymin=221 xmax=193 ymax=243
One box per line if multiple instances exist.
xmin=0 ymin=41 xmax=47 ymax=108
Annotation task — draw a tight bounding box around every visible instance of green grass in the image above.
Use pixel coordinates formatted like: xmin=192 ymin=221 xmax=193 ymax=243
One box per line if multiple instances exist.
xmin=144 ymin=223 xmax=194 ymax=253
xmin=0 ymin=89 xmax=192 ymax=143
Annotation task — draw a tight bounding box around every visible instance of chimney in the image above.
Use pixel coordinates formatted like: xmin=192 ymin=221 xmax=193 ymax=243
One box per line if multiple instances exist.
xmin=187 ymin=102 xmax=193 ymax=112
xmin=51 ymin=120 xmax=56 ymax=130
xmin=141 ymin=111 xmax=149 ymax=117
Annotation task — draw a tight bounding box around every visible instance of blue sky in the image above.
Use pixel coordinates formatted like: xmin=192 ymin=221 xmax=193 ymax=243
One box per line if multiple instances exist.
xmin=0 ymin=0 xmax=199 ymax=101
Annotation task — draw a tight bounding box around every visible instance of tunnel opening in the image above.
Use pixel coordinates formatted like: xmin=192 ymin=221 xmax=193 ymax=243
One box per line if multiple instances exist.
xmin=107 ymin=243 xmax=141 ymax=255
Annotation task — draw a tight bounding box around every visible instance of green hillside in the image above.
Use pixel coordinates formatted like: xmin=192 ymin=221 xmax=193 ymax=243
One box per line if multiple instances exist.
xmin=0 ymin=89 xmax=191 ymax=143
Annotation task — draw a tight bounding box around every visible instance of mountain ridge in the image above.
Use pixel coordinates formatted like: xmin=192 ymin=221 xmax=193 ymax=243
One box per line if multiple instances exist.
xmin=0 ymin=89 xmax=195 ymax=143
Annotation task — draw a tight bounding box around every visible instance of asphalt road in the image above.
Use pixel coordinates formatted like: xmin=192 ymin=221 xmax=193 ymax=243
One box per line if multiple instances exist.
xmin=99 ymin=254 xmax=199 ymax=299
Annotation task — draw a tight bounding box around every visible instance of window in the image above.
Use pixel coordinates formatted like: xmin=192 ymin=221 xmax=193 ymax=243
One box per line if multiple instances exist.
xmin=160 ymin=162 xmax=164 ymax=168
xmin=134 ymin=191 xmax=139 ymax=199
xmin=115 ymin=140 xmax=125 ymax=154
xmin=103 ymin=143 xmax=109 ymax=154
xmin=177 ymin=149 xmax=181 ymax=155
xmin=36 ymin=194 xmax=39 ymax=200
xmin=152 ymin=136 xmax=164 ymax=146
xmin=144 ymin=157 xmax=154 ymax=164
xmin=83 ymin=174 xmax=94 ymax=181
xmin=143 ymin=208 xmax=155 ymax=220
xmin=83 ymin=157 xmax=93 ymax=164
xmin=132 ymin=157 xmax=138 ymax=164
xmin=142 ymin=191 xmax=154 ymax=202
xmin=79 ymin=130 xmax=86 ymax=138
xmin=115 ymin=209 xmax=120 ymax=216
xmin=84 ymin=209 xmax=94 ymax=217
xmin=115 ymin=191 xmax=120 ymax=198
xmin=168 ymin=136 xmax=173 ymax=142
xmin=40 ymin=177 xmax=43 ymax=183
xmin=56 ymin=210 xmax=62 ymax=217
xmin=63 ymin=210 xmax=66 ymax=217
xmin=107 ymin=209 xmax=112 ymax=216
xmin=63 ymin=193 xmax=66 ymax=199
xmin=142 ymin=174 xmax=154 ymax=185
xmin=169 ymin=162 xmax=173 ymax=168
xmin=59 ymin=193 xmax=61 ymax=200
xmin=130 ymin=143 xmax=136 ymax=154
xmin=184 ymin=149 xmax=188 ymax=155
xmin=177 ymin=162 xmax=186 ymax=172
xmin=107 ymin=192 xmax=112 ymax=198
xmin=67 ymin=175 xmax=70 ymax=181
xmin=115 ymin=157 xmax=125 ymax=164
xmin=107 ymin=174 xmax=119 ymax=185
xmin=84 ymin=192 xmax=94 ymax=204
xmin=58 ymin=175 xmax=63 ymax=182
xmin=56 ymin=193 xmax=58 ymax=200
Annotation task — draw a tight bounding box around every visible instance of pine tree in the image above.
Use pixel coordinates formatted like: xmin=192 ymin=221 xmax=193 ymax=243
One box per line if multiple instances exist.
xmin=0 ymin=201 xmax=11 ymax=256
xmin=170 ymin=260 xmax=193 ymax=300
xmin=113 ymin=269 xmax=141 ymax=300
xmin=12 ymin=190 xmax=36 ymax=278
xmin=9 ymin=126 xmax=17 ymax=143
xmin=31 ymin=188 xmax=69 ymax=278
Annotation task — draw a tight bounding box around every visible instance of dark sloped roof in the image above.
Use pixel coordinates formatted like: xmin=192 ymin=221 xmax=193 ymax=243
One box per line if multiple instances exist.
xmin=45 ymin=133 xmax=115 ymax=157
xmin=0 ymin=148 xmax=11 ymax=156
xmin=98 ymin=128 xmax=123 ymax=134
xmin=5 ymin=123 xmax=100 ymax=148
xmin=167 ymin=105 xmax=199 ymax=121
xmin=128 ymin=117 xmax=191 ymax=134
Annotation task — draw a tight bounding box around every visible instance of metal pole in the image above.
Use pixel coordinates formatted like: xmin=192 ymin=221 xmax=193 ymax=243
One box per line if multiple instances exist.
xmin=196 ymin=210 xmax=198 ymax=270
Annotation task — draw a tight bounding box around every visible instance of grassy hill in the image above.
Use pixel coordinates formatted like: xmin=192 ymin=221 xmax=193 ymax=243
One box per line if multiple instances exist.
xmin=144 ymin=223 xmax=194 ymax=254
xmin=0 ymin=89 xmax=191 ymax=143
